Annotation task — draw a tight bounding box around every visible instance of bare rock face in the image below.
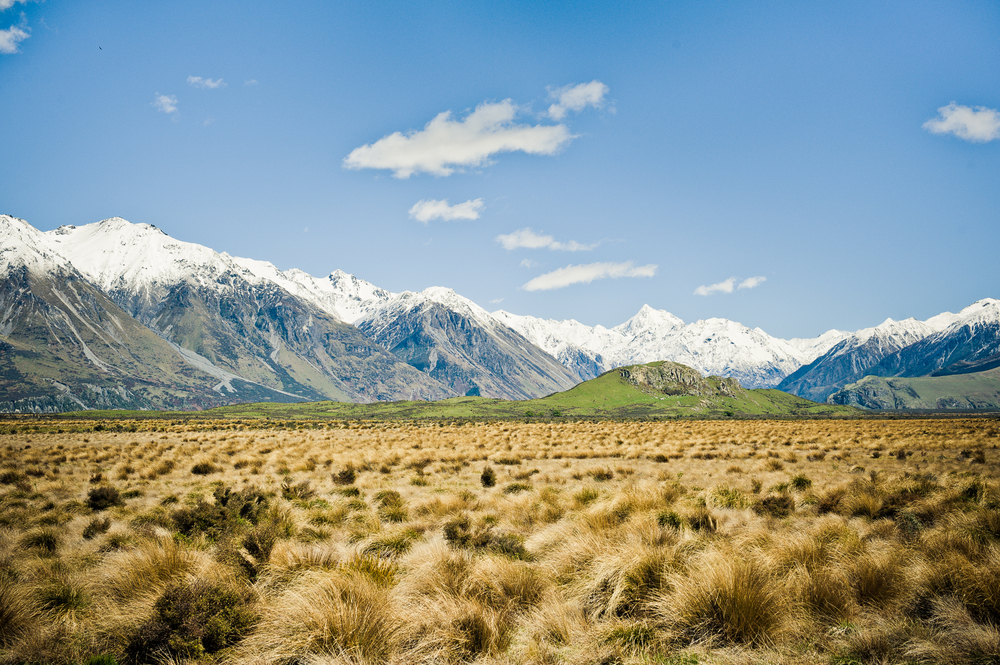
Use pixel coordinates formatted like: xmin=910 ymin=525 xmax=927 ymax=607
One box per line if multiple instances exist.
xmin=618 ymin=361 xmax=747 ymax=398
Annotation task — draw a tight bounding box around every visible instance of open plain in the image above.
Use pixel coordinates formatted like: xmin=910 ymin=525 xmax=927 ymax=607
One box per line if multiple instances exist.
xmin=1 ymin=416 xmax=999 ymax=664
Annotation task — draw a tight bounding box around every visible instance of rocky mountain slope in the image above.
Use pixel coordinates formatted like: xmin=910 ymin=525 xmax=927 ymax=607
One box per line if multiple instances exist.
xmin=866 ymin=299 xmax=1000 ymax=378
xmin=778 ymin=299 xmax=1000 ymax=404
xmin=43 ymin=218 xmax=452 ymax=404
xmin=4 ymin=214 xmax=997 ymax=412
xmin=356 ymin=288 xmax=580 ymax=399
xmin=776 ymin=317 xmax=941 ymax=402
xmin=0 ymin=215 xmax=258 ymax=412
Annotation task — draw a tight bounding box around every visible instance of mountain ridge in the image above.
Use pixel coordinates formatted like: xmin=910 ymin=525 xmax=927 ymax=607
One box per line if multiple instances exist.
xmin=3 ymin=214 xmax=998 ymax=412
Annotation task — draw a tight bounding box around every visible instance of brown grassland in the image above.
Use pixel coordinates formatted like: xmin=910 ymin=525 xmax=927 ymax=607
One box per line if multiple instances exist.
xmin=1 ymin=416 xmax=999 ymax=665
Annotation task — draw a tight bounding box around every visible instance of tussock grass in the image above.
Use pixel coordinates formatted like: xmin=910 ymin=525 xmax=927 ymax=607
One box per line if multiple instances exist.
xmin=0 ymin=417 xmax=998 ymax=664
xmin=654 ymin=547 xmax=789 ymax=647
xmin=242 ymin=569 xmax=401 ymax=664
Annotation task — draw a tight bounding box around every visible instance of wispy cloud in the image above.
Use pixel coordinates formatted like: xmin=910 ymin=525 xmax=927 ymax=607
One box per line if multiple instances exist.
xmin=0 ymin=0 xmax=33 ymax=11
xmin=694 ymin=275 xmax=767 ymax=296
xmin=547 ymin=80 xmax=609 ymax=120
xmin=344 ymin=99 xmax=574 ymax=178
xmin=694 ymin=277 xmax=736 ymax=296
xmin=523 ymin=261 xmax=656 ymax=291
xmin=244 ymin=79 xmax=258 ymax=86
xmin=0 ymin=24 xmax=27 ymax=53
xmin=738 ymin=275 xmax=766 ymax=290
xmin=519 ymin=258 xmax=538 ymax=268
xmin=496 ymin=227 xmax=597 ymax=251
xmin=152 ymin=93 xmax=178 ymax=114
xmin=408 ymin=198 xmax=484 ymax=223
xmin=187 ymin=76 xmax=226 ymax=89
xmin=923 ymin=102 xmax=1000 ymax=142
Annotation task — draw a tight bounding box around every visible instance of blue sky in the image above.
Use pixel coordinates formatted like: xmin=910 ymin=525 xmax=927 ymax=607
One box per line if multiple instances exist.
xmin=2 ymin=0 xmax=998 ymax=338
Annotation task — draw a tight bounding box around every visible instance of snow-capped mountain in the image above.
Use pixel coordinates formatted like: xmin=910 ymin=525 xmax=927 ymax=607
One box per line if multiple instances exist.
xmin=616 ymin=317 xmax=808 ymax=388
xmin=1 ymin=215 xmax=68 ymax=275
xmin=231 ymin=258 xmax=393 ymax=323
xmin=4 ymin=214 xmax=997 ymax=412
xmin=43 ymin=217 xmax=453 ymax=404
xmin=827 ymin=299 xmax=1000 ymax=409
xmin=778 ymin=316 xmax=949 ymax=402
xmin=865 ymin=299 xmax=1000 ymax=378
xmin=784 ymin=329 xmax=853 ymax=361
xmin=492 ymin=310 xmax=619 ymax=380
xmin=495 ymin=304 xmax=848 ymax=388
xmin=356 ymin=287 xmax=580 ymax=399
xmin=45 ymin=218 xmax=249 ymax=316
xmin=0 ymin=215 xmax=244 ymax=411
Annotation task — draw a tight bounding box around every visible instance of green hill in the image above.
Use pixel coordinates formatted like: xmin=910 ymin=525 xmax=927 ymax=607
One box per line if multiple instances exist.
xmin=828 ymin=367 xmax=1000 ymax=410
xmin=201 ymin=361 xmax=857 ymax=420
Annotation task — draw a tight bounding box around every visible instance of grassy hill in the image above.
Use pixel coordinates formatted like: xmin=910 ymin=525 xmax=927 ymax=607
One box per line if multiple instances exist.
xmin=829 ymin=366 xmax=1000 ymax=410
xmin=200 ymin=361 xmax=857 ymax=420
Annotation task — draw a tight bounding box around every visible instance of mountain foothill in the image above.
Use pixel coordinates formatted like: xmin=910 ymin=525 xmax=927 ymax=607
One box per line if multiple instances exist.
xmin=1 ymin=214 xmax=997 ymax=413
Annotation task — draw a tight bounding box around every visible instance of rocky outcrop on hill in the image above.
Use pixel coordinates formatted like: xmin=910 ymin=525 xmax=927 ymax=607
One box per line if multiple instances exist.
xmin=618 ymin=361 xmax=747 ymax=399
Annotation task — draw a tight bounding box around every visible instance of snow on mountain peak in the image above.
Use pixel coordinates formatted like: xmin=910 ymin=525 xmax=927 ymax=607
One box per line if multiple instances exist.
xmin=44 ymin=217 xmax=240 ymax=294
xmin=419 ymin=286 xmax=497 ymax=328
xmin=1 ymin=214 xmax=70 ymax=274
xmin=785 ymin=328 xmax=851 ymax=359
xmin=824 ymin=316 xmax=934 ymax=362
xmin=614 ymin=304 xmax=684 ymax=336
xmin=948 ymin=298 xmax=1000 ymax=330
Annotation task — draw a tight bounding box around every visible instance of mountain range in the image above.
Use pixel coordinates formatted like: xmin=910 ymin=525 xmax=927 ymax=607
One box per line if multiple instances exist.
xmin=2 ymin=214 xmax=998 ymax=412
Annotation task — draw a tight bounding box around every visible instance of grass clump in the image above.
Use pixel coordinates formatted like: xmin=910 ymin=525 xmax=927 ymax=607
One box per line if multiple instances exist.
xmin=480 ymin=464 xmax=497 ymax=488
xmin=190 ymin=461 xmax=218 ymax=475
xmin=86 ymin=485 xmax=123 ymax=511
xmin=125 ymin=578 xmax=257 ymax=662
xmin=753 ymin=493 xmax=795 ymax=518
xmin=0 ymin=572 xmax=39 ymax=648
xmin=242 ymin=570 xmax=400 ymax=664
xmin=656 ymin=548 xmax=786 ymax=647
xmin=443 ymin=514 xmax=531 ymax=560
xmin=332 ymin=463 xmax=357 ymax=485
xmin=19 ymin=528 xmax=59 ymax=554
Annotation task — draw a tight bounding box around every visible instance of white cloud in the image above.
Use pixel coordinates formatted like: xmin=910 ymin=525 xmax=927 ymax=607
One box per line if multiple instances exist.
xmin=495 ymin=227 xmax=597 ymax=251
xmin=694 ymin=277 xmax=736 ymax=296
xmin=408 ymin=198 xmax=484 ymax=223
xmin=187 ymin=76 xmax=226 ymax=89
xmin=244 ymin=79 xmax=258 ymax=86
xmin=344 ymin=99 xmax=574 ymax=178
xmin=497 ymin=228 xmax=554 ymax=250
xmin=519 ymin=258 xmax=538 ymax=268
xmin=490 ymin=297 xmax=504 ymax=304
xmin=695 ymin=276 xmax=767 ymax=295
xmin=923 ymin=102 xmax=1000 ymax=142
xmin=0 ymin=24 xmax=28 ymax=54
xmin=0 ymin=0 xmax=33 ymax=11
xmin=738 ymin=275 xmax=766 ymax=290
xmin=522 ymin=261 xmax=656 ymax=291
xmin=547 ymin=80 xmax=609 ymax=120
xmin=153 ymin=93 xmax=178 ymax=114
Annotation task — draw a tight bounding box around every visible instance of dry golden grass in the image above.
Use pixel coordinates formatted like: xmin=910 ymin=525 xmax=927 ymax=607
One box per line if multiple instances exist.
xmin=0 ymin=416 xmax=998 ymax=664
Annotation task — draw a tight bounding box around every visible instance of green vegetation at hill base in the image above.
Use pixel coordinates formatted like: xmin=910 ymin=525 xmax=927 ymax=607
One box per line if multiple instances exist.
xmin=204 ymin=362 xmax=857 ymax=420
xmin=6 ymin=362 xmax=858 ymax=423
